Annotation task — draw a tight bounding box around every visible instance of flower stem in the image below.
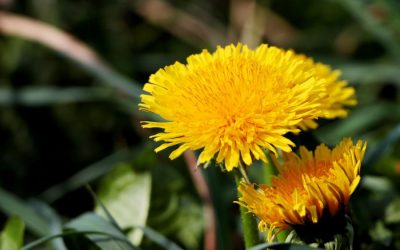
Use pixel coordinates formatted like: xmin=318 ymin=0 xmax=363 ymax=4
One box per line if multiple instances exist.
xmin=235 ymin=171 xmax=260 ymax=249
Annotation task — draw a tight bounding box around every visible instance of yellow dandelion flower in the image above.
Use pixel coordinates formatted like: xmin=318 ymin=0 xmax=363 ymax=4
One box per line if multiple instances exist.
xmin=238 ymin=138 xmax=367 ymax=242
xmin=139 ymin=43 xmax=356 ymax=171
xmin=295 ymin=59 xmax=356 ymax=130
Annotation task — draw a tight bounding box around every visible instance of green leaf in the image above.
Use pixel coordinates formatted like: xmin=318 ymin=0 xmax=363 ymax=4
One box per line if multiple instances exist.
xmin=169 ymin=196 xmax=203 ymax=249
xmin=132 ymin=226 xmax=183 ymax=250
xmin=369 ymin=221 xmax=392 ymax=247
xmin=0 ymin=87 xmax=114 ymax=106
xmin=340 ymin=63 xmax=400 ymax=85
xmin=361 ymin=175 xmax=396 ymax=195
xmin=363 ymin=124 xmax=400 ymax=172
xmin=65 ymin=212 xmax=137 ymax=250
xmin=22 ymin=230 xmax=134 ymax=250
xmin=95 ymin=163 xmax=151 ymax=245
xmin=147 ymin=164 xmax=204 ymax=250
xmin=146 ymin=194 xmax=202 ymax=249
xmin=93 ymin=190 xmax=183 ymax=250
xmin=385 ymin=198 xmax=400 ymax=224
xmin=0 ymin=216 xmax=25 ymax=250
xmin=28 ymin=200 xmax=67 ymax=250
xmin=0 ymin=188 xmax=51 ymax=236
xmin=314 ymin=103 xmax=399 ymax=145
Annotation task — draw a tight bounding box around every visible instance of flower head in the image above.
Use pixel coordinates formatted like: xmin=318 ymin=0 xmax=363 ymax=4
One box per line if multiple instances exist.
xmin=296 ymin=63 xmax=357 ymax=130
xmin=139 ymin=44 xmax=356 ymax=171
xmin=238 ymin=138 xmax=367 ymax=241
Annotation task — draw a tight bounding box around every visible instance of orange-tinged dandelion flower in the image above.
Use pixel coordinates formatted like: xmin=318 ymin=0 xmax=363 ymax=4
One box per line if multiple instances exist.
xmin=139 ymin=44 xmax=356 ymax=171
xmin=238 ymin=138 xmax=367 ymax=242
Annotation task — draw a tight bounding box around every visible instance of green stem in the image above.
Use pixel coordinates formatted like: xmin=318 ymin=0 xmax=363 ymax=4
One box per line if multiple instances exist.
xmin=235 ymin=171 xmax=260 ymax=249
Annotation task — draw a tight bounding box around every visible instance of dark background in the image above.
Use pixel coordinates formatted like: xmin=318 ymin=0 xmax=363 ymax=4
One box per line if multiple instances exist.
xmin=0 ymin=0 xmax=400 ymax=249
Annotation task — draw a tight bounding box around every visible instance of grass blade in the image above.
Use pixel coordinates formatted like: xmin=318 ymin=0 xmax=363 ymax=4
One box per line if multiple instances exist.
xmin=0 ymin=188 xmax=50 ymax=236
xmin=40 ymin=149 xmax=136 ymax=203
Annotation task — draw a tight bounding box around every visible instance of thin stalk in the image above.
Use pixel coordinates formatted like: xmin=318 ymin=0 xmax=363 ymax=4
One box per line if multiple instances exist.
xmin=238 ymin=162 xmax=251 ymax=184
xmin=235 ymin=168 xmax=259 ymax=249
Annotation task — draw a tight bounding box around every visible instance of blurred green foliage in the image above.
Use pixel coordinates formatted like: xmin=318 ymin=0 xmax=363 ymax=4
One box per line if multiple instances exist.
xmin=0 ymin=0 xmax=400 ymax=249
xmin=0 ymin=216 xmax=24 ymax=250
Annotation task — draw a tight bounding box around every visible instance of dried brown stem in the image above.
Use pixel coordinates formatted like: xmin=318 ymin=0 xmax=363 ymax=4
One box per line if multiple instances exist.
xmin=183 ymin=151 xmax=216 ymax=250
xmin=256 ymin=5 xmax=299 ymax=47
xmin=0 ymin=11 xmax=141 ymax=99
xmin=228 ymin=0 xmax=257 ymax=45
xmin=131 ymin=0 xmax=225 ymax=48
xmin=0 ymin=11 xmax=104 ymax=70
xmin=229 ymin=1 xmax=299 ymax=47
